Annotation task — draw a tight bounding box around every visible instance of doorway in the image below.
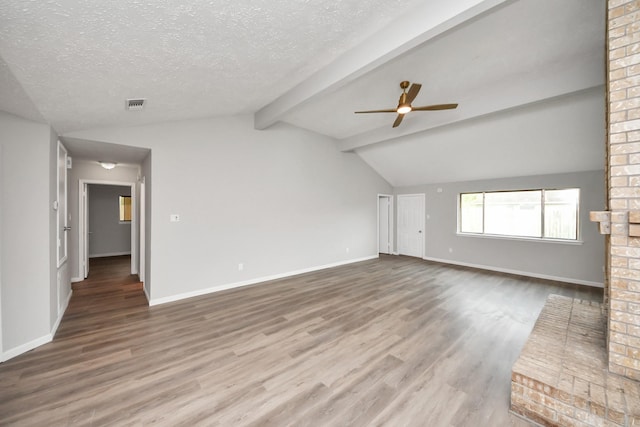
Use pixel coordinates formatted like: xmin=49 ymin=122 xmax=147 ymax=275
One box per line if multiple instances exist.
xmin=397 ymin=193 xmax=425 ymax=258
xmin=378 ymin=194 xmax=393 ymax=255
xmin=79 ymin=180 xmax=139 ymax=280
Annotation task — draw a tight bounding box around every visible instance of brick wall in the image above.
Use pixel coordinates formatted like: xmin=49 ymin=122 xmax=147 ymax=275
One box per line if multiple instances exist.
xmin=608 ymin=0 xmax=640 ymax=381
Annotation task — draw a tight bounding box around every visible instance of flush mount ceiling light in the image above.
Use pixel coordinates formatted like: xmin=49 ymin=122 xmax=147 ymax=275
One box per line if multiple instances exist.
xmin=99 ymin=161 xmax=117 ymax=170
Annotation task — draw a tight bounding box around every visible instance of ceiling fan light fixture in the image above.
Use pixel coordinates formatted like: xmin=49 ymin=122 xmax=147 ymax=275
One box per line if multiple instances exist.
xmin=99 ymin=161 xmax=117 ymax=170
xmin=354 ymin=81 xmax=458 ymax=128
xmin=397 ymin=104 xmax=412 ymax=114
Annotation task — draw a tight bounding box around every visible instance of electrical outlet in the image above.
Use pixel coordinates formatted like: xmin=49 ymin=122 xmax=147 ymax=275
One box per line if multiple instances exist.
xmin=448 ymin=248 xmax=453 ymax=253
xmin=346 ymin=247 xmax=350 ymax=253
xmin=238 ymin=263 xmax=244 ymax=271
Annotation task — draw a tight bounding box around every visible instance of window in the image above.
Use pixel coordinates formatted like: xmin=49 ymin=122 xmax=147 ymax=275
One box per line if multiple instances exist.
xmin=119 ymin=196 xmax=132 ymax=222
xmin=459 ymin=188 xmax=579 ymax=241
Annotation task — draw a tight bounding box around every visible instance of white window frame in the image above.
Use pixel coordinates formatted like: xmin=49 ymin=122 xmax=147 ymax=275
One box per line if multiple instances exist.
xmin=457 ymin=188 xmax=582 ymax=244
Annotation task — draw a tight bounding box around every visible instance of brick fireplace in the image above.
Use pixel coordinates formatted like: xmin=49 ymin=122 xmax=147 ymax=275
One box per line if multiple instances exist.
xmin=511 ymin=1 xmax=640 ymax=425
xmin=605 ymin=0 xmax=640 ymax=380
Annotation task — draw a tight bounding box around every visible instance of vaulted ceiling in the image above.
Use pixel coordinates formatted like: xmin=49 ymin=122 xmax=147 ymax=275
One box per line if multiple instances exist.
xmin=0 ymin=0 xmax=606 ymax=186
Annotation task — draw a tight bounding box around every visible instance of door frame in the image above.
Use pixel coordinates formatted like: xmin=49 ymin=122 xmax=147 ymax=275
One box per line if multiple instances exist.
xmin=139 ymin=178 xmax=145 ymax=283
xmin=397 ymin=193 xmax=425 ymax=258
xmin=377 ymin=194 xmax=394 ymax=255
xmin=0 ymin=144 xmax=3 ymax=359
xmin=79 ymin=179 xmax=138 ymax=278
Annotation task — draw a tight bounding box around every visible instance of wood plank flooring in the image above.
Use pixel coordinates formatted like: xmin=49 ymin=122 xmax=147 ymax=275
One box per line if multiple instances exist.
xmin=0 ymin=255 xmax=602 ymax=426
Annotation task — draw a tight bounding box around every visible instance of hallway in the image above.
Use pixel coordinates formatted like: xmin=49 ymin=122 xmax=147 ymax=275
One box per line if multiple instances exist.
xmin=58 ymin=255 xmax=145 ymax=340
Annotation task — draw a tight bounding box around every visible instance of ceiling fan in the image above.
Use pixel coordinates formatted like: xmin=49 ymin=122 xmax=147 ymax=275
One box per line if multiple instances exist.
xmin=355 ymin=81 xmax=458 ymax=128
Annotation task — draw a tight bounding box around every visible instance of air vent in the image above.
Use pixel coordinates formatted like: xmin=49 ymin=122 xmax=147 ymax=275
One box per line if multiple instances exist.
xmin=125 ymin=98 xmax=146 ymax=111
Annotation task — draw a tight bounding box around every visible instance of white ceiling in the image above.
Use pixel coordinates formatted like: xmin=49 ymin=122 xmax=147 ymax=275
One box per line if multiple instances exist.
xmin=357 ymin=87 xmax=606 ymax=187
xmin=62 ymin=137 xmax=151 ymax=165
xmin=282 ymin=0 xmax=604 ymax=146
xmin=0 ymin=0 xmax=606 ymax=185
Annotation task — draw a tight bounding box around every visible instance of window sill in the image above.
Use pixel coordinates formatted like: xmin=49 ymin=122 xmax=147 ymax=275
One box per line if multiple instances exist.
xmin=456 ymin=232 xmax=583 ymax=245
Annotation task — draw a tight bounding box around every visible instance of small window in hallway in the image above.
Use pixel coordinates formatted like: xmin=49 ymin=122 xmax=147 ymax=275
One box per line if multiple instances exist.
xmin=119 ymin=196 xmax=132 ymax=222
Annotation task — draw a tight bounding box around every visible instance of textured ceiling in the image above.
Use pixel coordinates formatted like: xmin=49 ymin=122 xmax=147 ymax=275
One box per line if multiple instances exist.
xmin=0 ymin=0 xmax=606 ymax=185
xmin=0 ymin=54 xmax=44 ymax=123
xmin=0 ymin=0 xmax=427 ymax=133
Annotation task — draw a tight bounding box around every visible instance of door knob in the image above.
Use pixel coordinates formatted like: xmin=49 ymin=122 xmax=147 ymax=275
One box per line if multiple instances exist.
xmin=64 ymin=226 xmax=71 ymax=231
xmin=418 ymin=230 xmax=422 ymax=233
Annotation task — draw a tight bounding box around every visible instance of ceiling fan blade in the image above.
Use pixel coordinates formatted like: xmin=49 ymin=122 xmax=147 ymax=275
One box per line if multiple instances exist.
xmin=405 ymin=83 xmax=422 ymax=104
xmin=354 ymin=108 xmax=398 ymax=114
xmin=412 ymin=103 xmax=458 ymax=111
xmin=392 ymin=114 xmax=405 ymax=128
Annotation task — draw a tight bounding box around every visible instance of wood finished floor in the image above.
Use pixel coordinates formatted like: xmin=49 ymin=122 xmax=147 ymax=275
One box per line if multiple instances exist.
xmin=0 ymin=255 xmax=602 ymax=426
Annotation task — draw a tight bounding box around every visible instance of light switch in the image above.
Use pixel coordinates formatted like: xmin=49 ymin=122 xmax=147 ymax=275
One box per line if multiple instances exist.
xmin=170 ymin=214 xmax=180 ymax=222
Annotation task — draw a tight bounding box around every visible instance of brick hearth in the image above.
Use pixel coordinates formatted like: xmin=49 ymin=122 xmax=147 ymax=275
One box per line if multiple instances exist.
xmin=511 ymin=295 xmax=640 ymax=426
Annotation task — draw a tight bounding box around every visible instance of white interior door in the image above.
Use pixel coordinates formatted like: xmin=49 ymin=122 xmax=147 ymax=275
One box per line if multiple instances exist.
xmin=82 ymin=183 xmax=89 ymax=278
xmin=57 ymin=141 xmax=68 ymax=267
xmin=0 ymin=144 xmax=3 ymax=358
xmin=378 ymin=196 xmax=391 ymax=254
xmin=130 ymin=185 xmax=137 ymax=275
xmin=139 ymin=179 xmax=145 ymax=282
xmin=398 ymin=194 xmax=425 ymax=258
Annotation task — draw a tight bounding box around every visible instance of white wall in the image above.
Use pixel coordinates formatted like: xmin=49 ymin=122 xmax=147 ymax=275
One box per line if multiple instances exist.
xmin=88 ymin=184 xmax=131 ymax=257
xmin=0 ymin=112 xmax=52 ymax=355
xmin=66 ymin=115 xmax=392 ymax=303
xmin=67 ymin=160 xmax=139 ymax=281
xmin=395 ymin=170 xmax=606 ymax=286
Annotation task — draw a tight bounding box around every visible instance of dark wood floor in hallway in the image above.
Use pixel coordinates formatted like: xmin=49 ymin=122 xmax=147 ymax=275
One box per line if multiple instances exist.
xmin=0 ymin=255 xmax=602 ymax=426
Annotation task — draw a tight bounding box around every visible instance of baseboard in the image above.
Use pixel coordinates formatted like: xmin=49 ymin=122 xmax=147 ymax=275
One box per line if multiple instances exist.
xmin=422 ymin=256 xmax=604 ymax=288
xmin=89 ymin=251 xmax=131 ymax=258
xmin=1 ymin=289 xmax=74 ymax=363
xmin=51 ymin=289 xmax=73 ymax=338
xmin=71 ymin=276 xmax=84 ymax=283
xmin=149 ymin=255 xmax=378 ymax=306
xmin=1 ymin=334 xmax=52 ymax=362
